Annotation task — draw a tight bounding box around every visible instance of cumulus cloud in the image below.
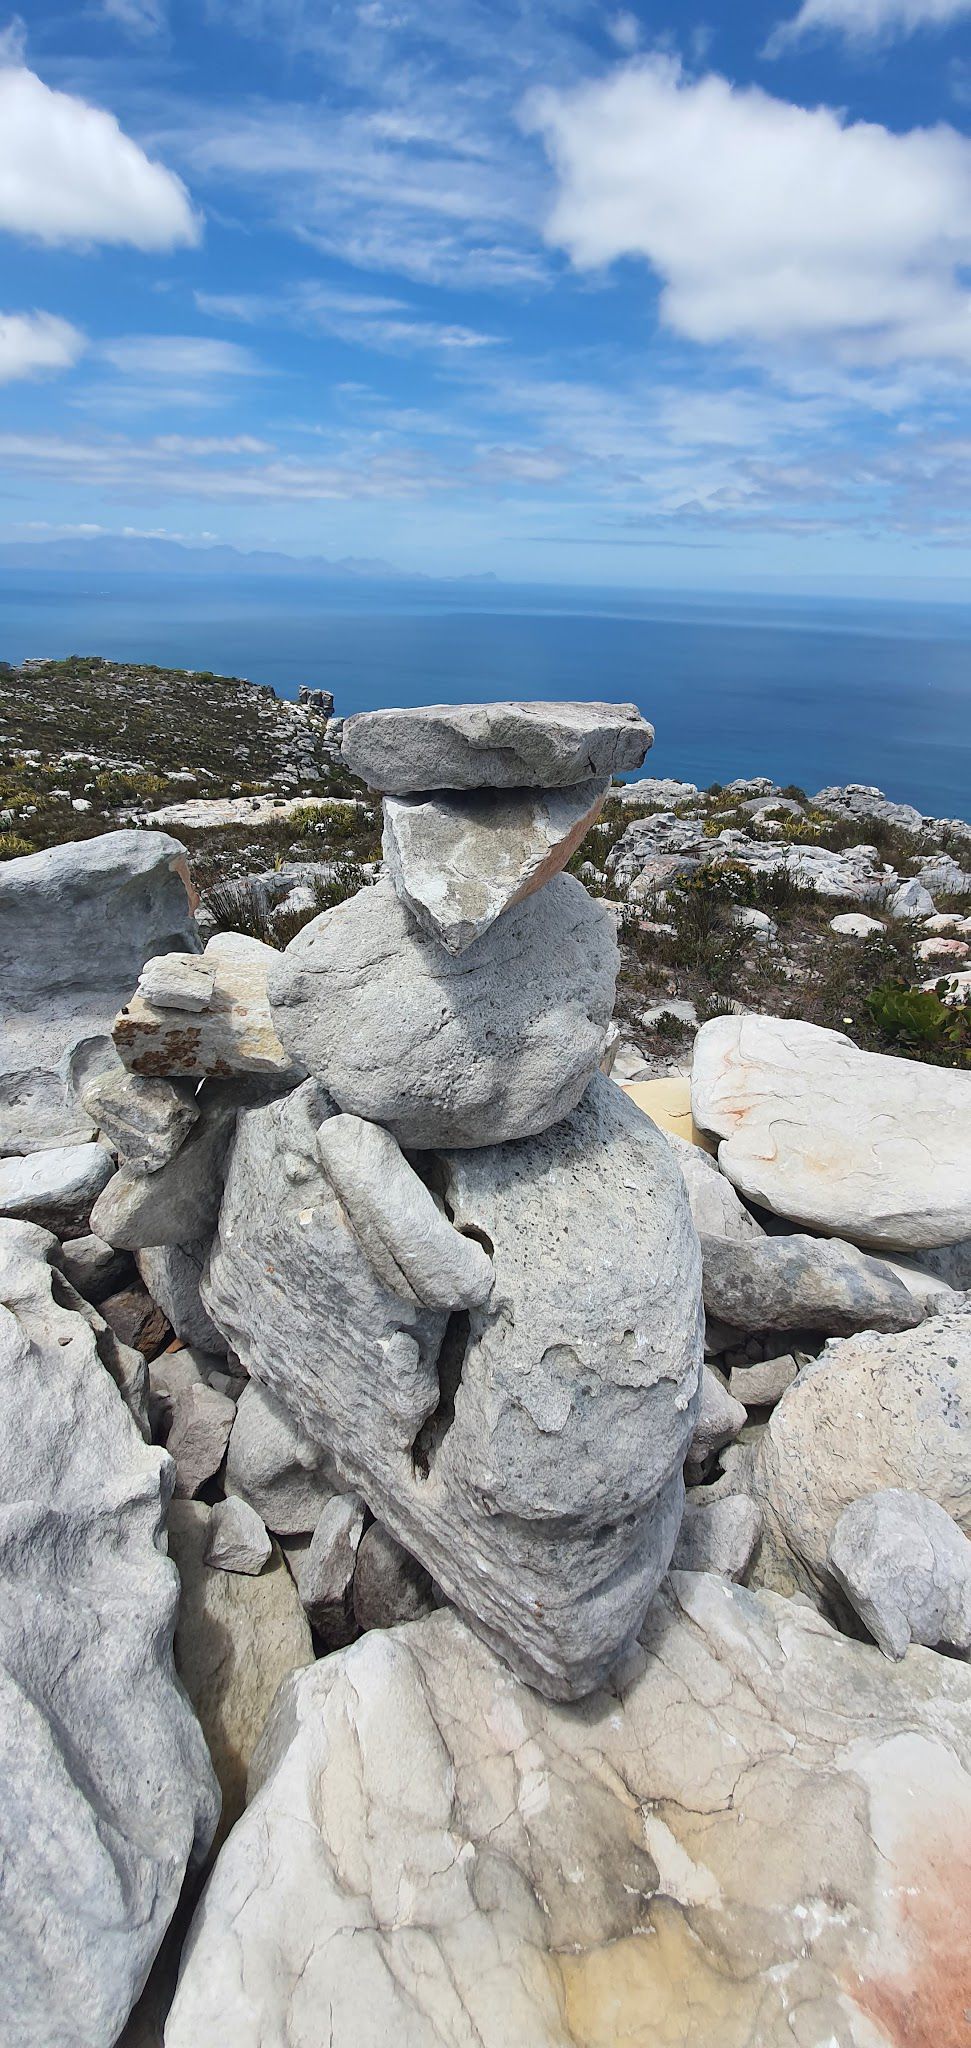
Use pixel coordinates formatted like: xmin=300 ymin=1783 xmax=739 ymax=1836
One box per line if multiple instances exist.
xmin=0 ymin=311 xmax=85 ymax=384
xmin=0 ymin=55 xmax=199 ymax=248
xmin=527 ymin=57 xmax=971 ymax=368
xmin=766 ymin=0 xmax=971 ymax=52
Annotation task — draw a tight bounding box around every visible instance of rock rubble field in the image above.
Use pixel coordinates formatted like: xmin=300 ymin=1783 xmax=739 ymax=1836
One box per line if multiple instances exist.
xmin=1 ymin=693 xmax=971 ymax=2048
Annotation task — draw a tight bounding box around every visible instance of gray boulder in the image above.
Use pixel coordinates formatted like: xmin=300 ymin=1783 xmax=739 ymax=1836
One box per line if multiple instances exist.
xmin=167 ymin=1384 xmax=236 ymax=1499
xmin=341 ymin=698 xmax=654 ymax=792
xmin=268 ymin=873 xmax=618 ymax=1149
xmin=382 ymin=778 xmax=608 ymax=954
xmin=225 ymin=1377 xmax=344 ymax=1536
xmin=204 ymin=1496 xmax=272 ymax=1577
xmin=0 ymin=1141 xmax=113 ymax=1237
xmin=685 ymin=1365 xmax=747 ymax=1482
xmin=672 ymin=1493 xmax=762 ymax=1579
xmin=828 ymin=1489 xmax=971 ymax=1659
xmin=700 ymin=1230 xmax=925 ymax=1335
xmin=0 ymin=831 xmax=199 ymax=1155
xmin=202 ymin=1072 xmax=702 ymax=1698
xmin=135 ymin=1240 xmax=229 ymax=1356
xmin=296 ymin=1494 xmax=367 ymax=1647
xmin=665 ymin=1131 xmax=764 ymax=1242
xmin=74 ymin=1052 xmax=199 ymax=1174
xmin=56 ymin=1232 xmax=133 ymax=1303
xmin=0 ymin=1220 xmax=217 ymax=2047
xmin=90 ymin=1081 xmax=244 ymax=1251
xmin=727 ymin=1353 xmax=800 ymax=1408
xmin=352 ymin=1522 xmax=436 ymax=1632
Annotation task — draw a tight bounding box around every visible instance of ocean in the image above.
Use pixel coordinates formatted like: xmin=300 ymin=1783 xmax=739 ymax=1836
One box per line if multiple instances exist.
xmin=5 ymin=571 xmax=971 ymax=820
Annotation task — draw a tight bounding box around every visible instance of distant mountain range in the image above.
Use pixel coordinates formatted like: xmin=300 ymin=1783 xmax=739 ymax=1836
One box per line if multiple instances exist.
xmin=0 ymin=534 xmax=501 ymax=583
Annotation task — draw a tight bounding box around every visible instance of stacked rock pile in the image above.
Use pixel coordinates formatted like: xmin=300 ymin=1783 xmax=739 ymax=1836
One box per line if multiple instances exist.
xmin=91 ymin=698 xmax=706 ymax=1699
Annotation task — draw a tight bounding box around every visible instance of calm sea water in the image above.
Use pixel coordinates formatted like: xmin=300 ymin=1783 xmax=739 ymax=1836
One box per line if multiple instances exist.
xmin=5 ymin=571 xmax=971 ymax=820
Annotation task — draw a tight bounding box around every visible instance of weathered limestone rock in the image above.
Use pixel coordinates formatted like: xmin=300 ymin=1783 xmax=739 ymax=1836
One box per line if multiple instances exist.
xmin=202 ymin=1073 xmax=702 ymax=1698
xmin=692 ymin=1013 xmax=971 ymax=1250
xmin=225 ymin=1376 xmax=344 ymax=1536
xmin=167 ymin=1385 xmax=236 ymax=1499
xmin=0 ymin=1221 xmax=217 ymax=2048
xmin=52 ymin=1263 xmax=152 ymax=1438
xmin=204 ymin=1496 xmax=272 ymax=1576
xmin=830 ymin=911 xmax=885 ymax=937
xmin=137 ymin=954 xmax=215 ymax=1012
xmin=77 ymin=1059 xmax=199 ymax=1175
xmin=750 ymin=1307 xmax=971 ymax=1595
xmin=665 ymin=1129 xmax=763 ymax=1241
xmin=0 ymin=1141 xmax=113 ymax=1236
xmin=90 ymin=1082 xmax=244 ymax=1250
xmin=167 ymin=1499 xmax=313 ymax=1849
xmin=296 ymin=1494 xmax=367 ymax=1647
xmin=353 ymin=1522 xmax=437 ymax=1632
xmin=165 ymin=1584 xmax=971 ymax=2048
xmin=56 ymin=1231 xmax=133 ymax=1303
xmin=828 ymin=1489 xmax=971 ymax=1659
xmin=700 ymin=1229 xmax=925 ymax=1335
xmin=135 ymin=1242 xmax=229 ymax=1356
xmin=382 ymin=778 xmax=608 ymax=954
xmin=727 ymin=1353 xmax=800 ymax=1408
xmin=114 ymin=933 xmax=299 ymax=1081
xmin=672 ymin=1493 xmax=762 ymax=1578
xmin=268 ymin=874 xmax=618 ymax=1149
xmin=148 ymin=1345 xmax=227 ymax=1439
xmin=0 ymin=830 xmax=199 ymax=1154
xmin=315 ymin=1113 xmax=495 ymax=1308
xmin=685 ymin=1365 xmax=747 ymax=1482
xmin=341 ymin=699 xmax=653 ymax=792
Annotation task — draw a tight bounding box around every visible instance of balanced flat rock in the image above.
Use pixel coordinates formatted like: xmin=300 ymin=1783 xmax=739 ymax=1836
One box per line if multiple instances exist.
xmin=382 ymin=778 xmax=609 ymax=954
xmin=341 ymin=699 xmax=653 ymax=792
xmin=691 ymin=1012 xmax=971 ymax=1251
xmin=268 ymin=873 xmax=618 ymax=1148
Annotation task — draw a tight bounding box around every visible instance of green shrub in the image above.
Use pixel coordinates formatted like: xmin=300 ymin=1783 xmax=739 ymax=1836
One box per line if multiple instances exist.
xmin=866 ymin=982 xmax=969 ymax=1056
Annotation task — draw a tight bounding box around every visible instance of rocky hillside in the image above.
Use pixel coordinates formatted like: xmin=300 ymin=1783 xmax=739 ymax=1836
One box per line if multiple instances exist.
xmin=1 ymin=697 xmax=970 ymax=2047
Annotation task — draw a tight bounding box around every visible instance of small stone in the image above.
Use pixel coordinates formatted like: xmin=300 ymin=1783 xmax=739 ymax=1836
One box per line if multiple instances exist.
xmin=225 ymin=1378 xmax=343 ymax=1535
xmin=296 ymin=1494 xmax=367 ymax=1647
xmin=99 ymin=1282 xmax=172 ymax=1359
xmin=167 ymin=1383 xmax=236 ymax=1498
xmin=352 ymin=1522 xmax=437 ymax=1632
xmin=672 ymin=1494 xmax=762 ymax=1579
xmin=137 ymin=954 xmax=216 ymax=1012
xmin=727 ymin=1355 xmax=799 ymax=1408
xmin=55 ymin=1231 xmax=133 ymax=1303
xmin=828 ymin=1489 xmax=971 ymax=1660
xmin=341 ymin=699 xmax=654 ymax=793
xmin=205 ymin=1495 xmax=272 ymax=1576
xmin=685 ymin=1367 xmax=747 ymax=1482
xmin=114 ymin=933 xmax=298 ymax=1081
xmin=829 ymin=912 xmax=884 ymax=937
xmin=0 ymin=1142 xmax=113 ymax=1237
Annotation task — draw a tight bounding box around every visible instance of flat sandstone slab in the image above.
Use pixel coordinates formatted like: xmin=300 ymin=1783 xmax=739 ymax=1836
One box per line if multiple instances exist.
xmin=691 ymin=1012 xmax=971 ymax=1251
xmin=341 ymin=699 xmax=653 ymax=792
xmin=382 ymin=778 xmax=609 ymax=953
xmin=113 ymin=933 xmax=298 ymax=1081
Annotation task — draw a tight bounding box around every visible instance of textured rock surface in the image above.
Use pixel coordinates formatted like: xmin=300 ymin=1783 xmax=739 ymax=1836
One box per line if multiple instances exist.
xmin=0 ymin=1141 xmax=113 ymax=1236
xmin=78 ymin=1058 xmax=199 ymax=1175
xmin=672 ymin=1493 xmax=762 ymax=1579
xmin=167 ymin=1384 xmax=236 ymax=1499
xmin=203 ymin=1072 xmax=702 ymax=1697
xmin=56 ymin=1231 xmax=132 ymax=1303
xmin=692 ymin=1012 xmax=971 ymax=1250
xmin=316 ymin=1112 xmax=495 ymax=1308
xmin=268 ymin=874 xmax=618 ymax=1149
xmin=700 ymin=1229 xmax=925 ymax=1334
xmin=828 ymin=1488 xmax=971 ymax=1659
xmin=0 ymin=831 xmax=199 ymax=1154
xmin=114 ymin=933 xmax=299 ymax=1081
xmin=225 ymin=1376 xmax=344 ymax=1535
xmin=0 ymin=1220 xmax=217 ymax=2048
xmin=99 ymin=1281 xmax=172 ymax=1359
xmin=382 ymin=778 xmax=608 ymax=953
xmin=90 ymin=1082 xmax=244 ymax=1250
xmin=296 ymin=1493 xmax=367 ymax=1646
xmin=341 ymin=698 xmax=653 ymax=792
xmin=167 ymin=1499 xmax=313 ymax=1849
xmin=665 ymin=1131 xmax=764 ymax=1242
xmin=135 ymin=1242 xmax=229 ymax=1356
xmin=750 ymin=1307 xmax=971 ymax=1593
xmin=686 ymin=1365 xmax=747 ymax=1481
xmin=204 ymin=1495 xmax=271 ymax=1576
xmin=727 ymin=1353 xmax=800 ymax=1408
xmin=353 ymin=1522 xmax=437 ymax=1632
xmin=165 ymin=1584 xmax=971 ymax=2048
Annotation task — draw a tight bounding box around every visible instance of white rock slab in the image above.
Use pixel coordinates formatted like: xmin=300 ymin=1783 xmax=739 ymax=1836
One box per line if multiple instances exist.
xmin=341 ymin=698 xmax=654 ymax=792
xmin=0 ymin=1221 xmax=217 ymax=2048
xmin=268 ymin=873 xmax=618 ymax=1148
xmin=165 ymin=1583 xmax=971 ymax=2048
xmin=114 ymin=933 xmax=299 ymax=1081
xmin=691 ymin=1012 xmax=971 ymax=1251
xmin=382 ymin=778 xmax=608 ymax=954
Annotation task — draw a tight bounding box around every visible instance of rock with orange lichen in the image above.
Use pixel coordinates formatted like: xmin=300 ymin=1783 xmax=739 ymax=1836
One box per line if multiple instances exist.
xmin=165 ymin=1576 xmax=971 ymax=2048
xmin=113 ymin=933 xmax=300 ymax=1082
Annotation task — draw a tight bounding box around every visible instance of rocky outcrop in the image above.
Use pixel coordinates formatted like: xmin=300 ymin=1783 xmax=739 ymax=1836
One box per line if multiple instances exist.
xmin=0 ymin=1220 xmax=217 ymax=2048
xmin=267 ymin=872 xmax=618 ymax=1148
xmin=341 ymin=698 xmax=653 ymax=790
xmin=692 ymin=1013 xmax=971 ymax=1250
xmin=165 ymin=1582 xmax=971 ymax=2048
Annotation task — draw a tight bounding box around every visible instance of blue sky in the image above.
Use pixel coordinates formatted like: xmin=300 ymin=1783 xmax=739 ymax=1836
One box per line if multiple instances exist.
xmin=1 ymin=0 xmax=970 ymax=589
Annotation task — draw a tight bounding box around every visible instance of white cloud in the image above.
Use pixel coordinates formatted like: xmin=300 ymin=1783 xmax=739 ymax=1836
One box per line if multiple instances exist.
xmin=101 ymin=0 xmax=168 ymax=36
xmin=196 ymin=284 xmax=497 ymax=355
xmin=0 ymin=57 xmax=199 ymax=248
xmin=766 ymin=0 xmax=971 ymax=52
xmin=0 ymin=311 xmax=85 ymax=384
xmin=527 ymin=57 xmax=971 ymax=369
xmin=100 ymin=335 xmax=260 ymax=377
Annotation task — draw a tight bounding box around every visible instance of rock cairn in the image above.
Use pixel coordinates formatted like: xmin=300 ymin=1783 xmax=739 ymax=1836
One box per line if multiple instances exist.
xmin=97 ymin=698 xmax=705 ymax=1698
